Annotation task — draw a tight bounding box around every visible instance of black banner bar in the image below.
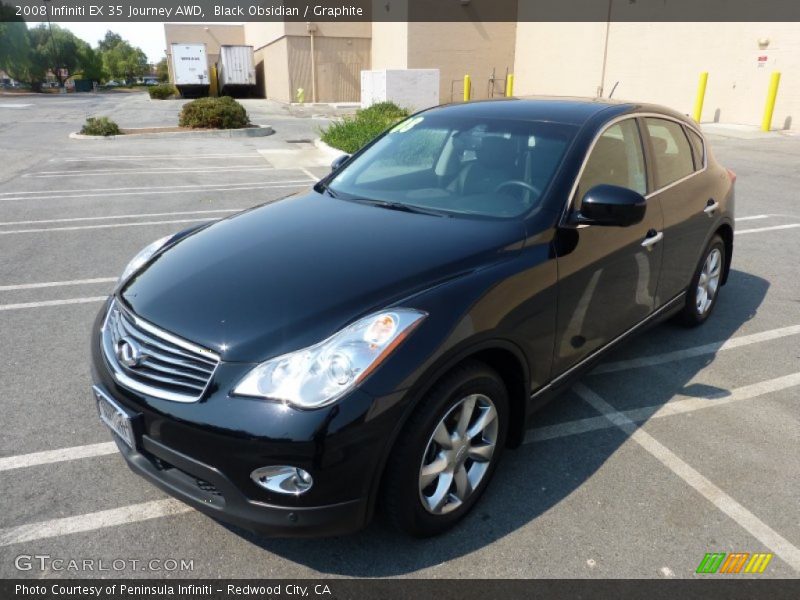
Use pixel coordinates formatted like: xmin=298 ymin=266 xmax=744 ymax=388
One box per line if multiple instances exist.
xmin=2 ymin=0 xmax=800 ymax=23
xmin=4 ymin=579 xmax=800 ymax=600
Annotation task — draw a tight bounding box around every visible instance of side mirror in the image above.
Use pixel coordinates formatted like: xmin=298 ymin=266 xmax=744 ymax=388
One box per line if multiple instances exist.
xmin=330 ymin=154 xmax=351 ymax=172
xmin=574 ymin=184 xmax=646 ymax=227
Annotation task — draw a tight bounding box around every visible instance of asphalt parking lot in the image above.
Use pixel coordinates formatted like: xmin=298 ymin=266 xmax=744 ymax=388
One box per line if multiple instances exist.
xmin=0 ymin=92 xmax=798 ymax=579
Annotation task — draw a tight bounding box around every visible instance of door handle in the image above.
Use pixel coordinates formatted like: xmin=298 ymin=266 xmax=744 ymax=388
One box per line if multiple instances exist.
xmin=704 ymin=199 xmax=720 ymax=215
xmin=641 ymin=230 xmax=664 ymax=248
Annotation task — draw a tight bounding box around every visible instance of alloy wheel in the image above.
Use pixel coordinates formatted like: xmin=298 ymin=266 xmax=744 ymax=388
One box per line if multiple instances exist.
xmin=696 ymin=248 xmax=722 ymax=315
xmin=418 ymin=393 xmax=499 ymax=515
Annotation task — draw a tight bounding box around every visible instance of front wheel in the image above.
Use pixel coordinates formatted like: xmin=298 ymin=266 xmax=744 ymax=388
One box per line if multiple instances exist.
xmin=380 ymin=360 xmax=509 ymax=537
xmin=677 ymin=234 xmax=726 ymax=326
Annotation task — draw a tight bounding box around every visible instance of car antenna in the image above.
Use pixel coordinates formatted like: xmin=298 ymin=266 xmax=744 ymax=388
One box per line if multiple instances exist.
xmin=608 ymin=81 xmax=620 ymax=98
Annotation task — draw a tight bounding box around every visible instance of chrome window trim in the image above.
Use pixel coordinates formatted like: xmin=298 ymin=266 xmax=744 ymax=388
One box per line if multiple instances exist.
xmin=101 ymin=298 xmax=220 ymax=403
xmin=561 ymin=112 xmax=707 ymax=224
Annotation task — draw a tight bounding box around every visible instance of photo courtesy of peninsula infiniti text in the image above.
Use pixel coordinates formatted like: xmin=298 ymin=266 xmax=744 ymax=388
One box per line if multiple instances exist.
xmin=90 ymin=97 xmax=735 ymax=537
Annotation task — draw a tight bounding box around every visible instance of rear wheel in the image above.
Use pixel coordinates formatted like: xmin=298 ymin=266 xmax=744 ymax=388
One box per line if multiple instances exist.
xmin=381 ymin=360 xmax=508 ymax=537
xmin=677 ymin=234 xmax=726 ymax=326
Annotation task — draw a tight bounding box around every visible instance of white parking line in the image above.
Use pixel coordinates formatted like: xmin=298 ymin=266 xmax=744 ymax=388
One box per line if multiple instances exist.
xmin=0 ymin=217 xmax=213 ymax=235
xmin=0 ymin=500 xmax=193 ymax=547
xmin=0 ymin=208 xmax=243 ymax=227
xmin=0 ymin=442 xmax=116 ymax=472
xmin=737 ymin=224 xmax=800 ymax=235
xmin=0 ymin=277 xmax=115 ymax=292
xmin=26 ymin=167 xmax=274 ymax=179
xmin=54 ymin=154 xmax=263 ymax=162
xmin=0 ymin=180 xmax=308 ymax=196
xmin=736 ymin=215 xmax=771 ymax=222
xmin=527 ymin=371 xmax=800 ymax=443
xmin=593 ymin=325 xmax=800 ymax=374
xmin=0 ymin=183 xmax=310 ymax=203
xmin=0 ymin=297 xmax=106 ymax=311
xmin=573 ymin=382 xmax=800 ymax=572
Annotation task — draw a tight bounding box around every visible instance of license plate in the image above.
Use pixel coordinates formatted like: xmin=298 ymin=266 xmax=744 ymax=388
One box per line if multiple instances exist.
xmin=95 ymin=387 xmax=136 ymax=449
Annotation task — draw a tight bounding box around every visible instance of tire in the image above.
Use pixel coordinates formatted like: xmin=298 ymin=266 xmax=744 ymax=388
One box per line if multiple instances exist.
xmin=380 ymin=360 xmax=509 ymax=537
xmin=677 ymin=234 xmax=726 ymax=327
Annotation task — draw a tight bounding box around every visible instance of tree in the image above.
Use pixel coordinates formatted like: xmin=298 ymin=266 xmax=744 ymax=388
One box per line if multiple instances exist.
xmin=98 ymin=31 xmax=149 ymax=83
xmin=0 ymin=2 xmax=36 ymax=86
xmin=26 ymin=24 xmax=84 ymax=86
xmin=76 ymin=41 xmax=105 ymax=83
xmin=155 ymin=57 xmax=169 ymax=82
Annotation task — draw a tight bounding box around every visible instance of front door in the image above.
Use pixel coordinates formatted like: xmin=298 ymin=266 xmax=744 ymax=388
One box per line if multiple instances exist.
xmin=553 ymin=117 xmax=664 ymax=373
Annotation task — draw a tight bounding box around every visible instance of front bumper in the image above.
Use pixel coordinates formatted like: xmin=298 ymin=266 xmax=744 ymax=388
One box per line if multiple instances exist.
xmin=110 ymin=423 xmax=367 ymax=537
xmin=90 ymin=301 xmax=407 ymax=537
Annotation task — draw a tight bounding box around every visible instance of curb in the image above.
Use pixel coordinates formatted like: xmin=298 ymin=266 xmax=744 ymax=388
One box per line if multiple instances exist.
xmin=70 ymin=125 xmax=274 ymax=140
xmin=313 ymin=138 xmax=346 ymax=158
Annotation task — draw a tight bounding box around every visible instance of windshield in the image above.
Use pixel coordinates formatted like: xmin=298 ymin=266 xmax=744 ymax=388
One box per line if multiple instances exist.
xmin=327 ymin=114 xmax=577 ymax=218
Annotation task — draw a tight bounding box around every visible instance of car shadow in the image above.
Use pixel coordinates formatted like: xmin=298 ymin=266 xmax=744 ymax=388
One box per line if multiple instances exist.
xmin=221 ymin=268 xmax=768 ymax=576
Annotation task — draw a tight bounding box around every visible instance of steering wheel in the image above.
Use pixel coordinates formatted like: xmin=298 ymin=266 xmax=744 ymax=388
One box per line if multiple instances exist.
xmin=494 ymin=180 xmax=542 ymax=198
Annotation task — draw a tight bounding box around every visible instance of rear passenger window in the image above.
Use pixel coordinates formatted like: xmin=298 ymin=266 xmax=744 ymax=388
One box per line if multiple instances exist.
xmin=645 ymin=118 xmax=695 ymax=189
xmin=577 ymin=119 xmax=647 ymax=204
xmin=686 ymin=128 xmax=705 ymax=171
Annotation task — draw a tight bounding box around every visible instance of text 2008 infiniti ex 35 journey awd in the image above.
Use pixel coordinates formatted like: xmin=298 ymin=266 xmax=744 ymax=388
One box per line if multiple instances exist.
xmin=91 ymin=98 xmax=734 ymax=537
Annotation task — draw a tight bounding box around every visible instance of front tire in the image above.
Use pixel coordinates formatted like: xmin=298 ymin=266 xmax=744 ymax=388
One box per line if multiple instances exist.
xmin=677 ymin=234 xmax=726 ymax=326
xmin=380 ymin=360 xmax=509 ymax=537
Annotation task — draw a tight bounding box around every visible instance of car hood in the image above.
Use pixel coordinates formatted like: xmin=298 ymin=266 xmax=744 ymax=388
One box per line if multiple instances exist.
xmin=121 ymin=192 xmax=524 ymax=362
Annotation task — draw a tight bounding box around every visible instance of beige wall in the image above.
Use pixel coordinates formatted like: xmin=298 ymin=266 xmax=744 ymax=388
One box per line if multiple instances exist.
xmin=514 ymin=21 xmax=800 ymax=129
xmin=407 ymin=21 xmax=516 ymax=102
xmin=371 ymin=22 xmax=409 ymax=69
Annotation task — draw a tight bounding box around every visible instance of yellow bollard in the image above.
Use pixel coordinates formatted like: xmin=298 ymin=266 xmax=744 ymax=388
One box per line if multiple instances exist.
xmin=761 ymin=72 xmax=781 ymax=132
xmin=505 ymin=73 xmax=514 ymax=97
xmin=209 ymin=64 xmax=219 ymax=97
xmin=692 ymin=72 xmax=708 ymax=123
xmin=463 ymin=74 xmax=471 ymax=102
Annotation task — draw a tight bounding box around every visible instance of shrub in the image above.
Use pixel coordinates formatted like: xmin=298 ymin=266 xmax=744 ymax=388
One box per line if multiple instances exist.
xmin=178 ymin=96 xmax=250 ymax=129
xmin=80 ymin=116 xmax=121 ymax=136
xmin=148 ymin=83 xmax=177 ymax=100
xmin=320 ymin=102 xmax=410 ymax=154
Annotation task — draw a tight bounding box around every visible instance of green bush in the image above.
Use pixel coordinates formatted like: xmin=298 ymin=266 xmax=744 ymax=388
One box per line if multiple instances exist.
xmin=148 ymin=83 xmax=177 ymax=100
xmin=320 ymin=102 xmax=410 ymax=154
xmin=80 ymin=116 xmax=121 ymax=136
xmin=178 ymin=96 xmax=250 ymax=129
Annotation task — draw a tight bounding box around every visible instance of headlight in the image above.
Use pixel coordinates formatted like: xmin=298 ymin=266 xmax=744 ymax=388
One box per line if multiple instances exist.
xmin=118 ymin=235 xmax=173 ymax=284
xmin=233 ymin=309 xmax=427 ymax=409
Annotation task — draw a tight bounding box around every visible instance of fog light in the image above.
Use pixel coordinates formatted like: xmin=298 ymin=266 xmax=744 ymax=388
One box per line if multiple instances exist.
xmin=250 ymin=465 xmax=313 ymax=495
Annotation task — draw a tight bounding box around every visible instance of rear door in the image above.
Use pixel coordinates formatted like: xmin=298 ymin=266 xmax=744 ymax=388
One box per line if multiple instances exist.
xmin=642 ymin=117 xmax=711 ymax=302
xmin=553 ymin=117 xmax=664 ymax=373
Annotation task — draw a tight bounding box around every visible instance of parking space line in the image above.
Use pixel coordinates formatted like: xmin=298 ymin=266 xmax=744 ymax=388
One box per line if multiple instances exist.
xmin=572 ymin=382 xmax=800 ymax=573
xmin=0 ymin=442 xmax=116 ymax=472
xmin=593 ymin=325 xmax=800 ymax=374
xmin=0 ymin=297 xmax=106 ymax=311
xmin=736 ymin=214 xmax=771 ymax=222
xmin=0 ymin=277 xmax=115 ymax=291
xmin=0 ymin=217 xmax=214 ymax=235
xmin=0 ymin=179 xmax=309 ymax=197
xmin=55 ymin=154 xmax=262 ymax=162
xmin=737 ymin=224 xmax=800 ymax=235
xmin=0 ymin=183 xmax=311 ymax=203
xmin=0 ymin=500 xmax=193 ymax=547
xmin=0 ymin=208 xmax=243 ymax=227
xmin=526 ymin=371 xmax=800 ymax=443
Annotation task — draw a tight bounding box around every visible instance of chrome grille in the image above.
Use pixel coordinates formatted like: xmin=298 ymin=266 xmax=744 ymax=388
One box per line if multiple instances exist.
xmin=101 ymin=300 xmax=219 ymax=402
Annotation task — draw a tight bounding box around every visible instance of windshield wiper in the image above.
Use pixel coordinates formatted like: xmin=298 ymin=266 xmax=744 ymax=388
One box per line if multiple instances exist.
xmin=349 ymin=198 xmax=450 ymax=218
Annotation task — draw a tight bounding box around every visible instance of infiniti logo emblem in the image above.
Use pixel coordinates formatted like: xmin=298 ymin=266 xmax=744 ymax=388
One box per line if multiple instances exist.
xmin=115 ymin=337 xmax=146 ymax=368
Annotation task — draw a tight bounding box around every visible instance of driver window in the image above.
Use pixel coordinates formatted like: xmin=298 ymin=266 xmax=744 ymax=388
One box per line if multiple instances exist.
xmin=576 ymin=119 xmax=647 ymax=207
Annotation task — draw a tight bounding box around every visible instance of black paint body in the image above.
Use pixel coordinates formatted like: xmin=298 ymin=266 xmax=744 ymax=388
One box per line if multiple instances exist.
xmin=90 ymin=98 xmax=735 ymax=536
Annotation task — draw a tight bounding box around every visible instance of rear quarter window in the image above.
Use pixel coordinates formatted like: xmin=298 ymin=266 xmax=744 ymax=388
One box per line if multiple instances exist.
xmin=645 ymin=118 xmax=695 ymax=189
xmin=686 ymin=128 xmax=706 ymax=171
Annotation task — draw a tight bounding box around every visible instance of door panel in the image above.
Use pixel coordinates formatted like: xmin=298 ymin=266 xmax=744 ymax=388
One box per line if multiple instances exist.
xmin=554 ymin=118 xmax=664 ymax=374
xmin=643 ymin=118 xmax=710 ymax=300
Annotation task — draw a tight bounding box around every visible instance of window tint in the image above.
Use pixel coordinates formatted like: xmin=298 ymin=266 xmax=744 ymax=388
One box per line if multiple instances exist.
xmin=577 ymin=119 xmax=647 ymax=204
xmin=645 ymin=118 xmax=695 ymax=188
xmin=687 ymin=128 xmax=705 ymax=171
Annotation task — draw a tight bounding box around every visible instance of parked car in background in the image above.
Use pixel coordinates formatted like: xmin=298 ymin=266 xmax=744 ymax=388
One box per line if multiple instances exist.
xmin=90 ymin=97 xmax=735 ymax=538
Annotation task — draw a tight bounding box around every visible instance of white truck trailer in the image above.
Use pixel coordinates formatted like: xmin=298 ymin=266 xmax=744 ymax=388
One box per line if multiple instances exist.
xmin=218 ymin=45 xmax=257 ymax=95
xmin=170 ymin=43 xmax=209 ymax=97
